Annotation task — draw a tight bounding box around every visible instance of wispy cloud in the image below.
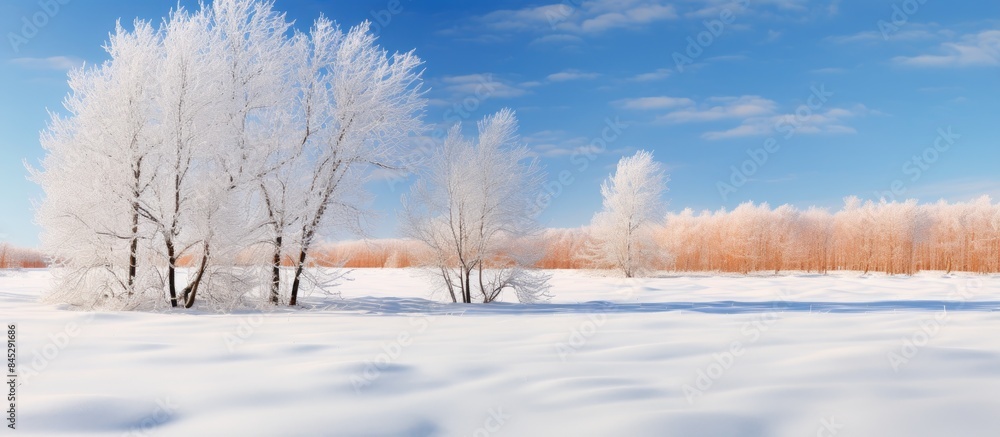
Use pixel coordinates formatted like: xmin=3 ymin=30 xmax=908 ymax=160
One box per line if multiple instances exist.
xmin=439 ymin=74 xmax=529 ymax=99
xmin=524 ymin=129 xmax=628 ymax=158
xmin=629 ymin=68 xmax=672 ymax=81
xmin=907 ymin=178 xmax=1000 ymax=202
xmin=9 ymin=56 xmax=84 ymax=71
xmin=893 ymin=30 xmax=1000 ymax=67
xmin=657 ymin=95 xmax=778 ymax=123
xmin=615 ymin=96 xmax=694 ymax=110
xmin=684 ymin=0 xmax=811 ymax=20
xmin=524 ymin=130 xmax=591 ymax=157
xmin=650 ymin=94 xmax=874 ymax=140
xmin=546 ymin=69 xmax=600 ymax=82
xmin=699 ymin=104 xmax=875 ymax=140
xmin=457 ymin=0 xmax=678 ymax=45
xmin=810 ymin=67 xmax=847 ymax=74
xmin=529 ymin=34 xmax=585 ymax=46
xmin=827 ymin=28 xmax=952 ymax=44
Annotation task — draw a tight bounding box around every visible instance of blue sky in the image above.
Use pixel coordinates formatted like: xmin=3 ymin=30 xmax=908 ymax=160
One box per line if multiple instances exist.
xmin=2 ymin=0 xmax=999 ymax=247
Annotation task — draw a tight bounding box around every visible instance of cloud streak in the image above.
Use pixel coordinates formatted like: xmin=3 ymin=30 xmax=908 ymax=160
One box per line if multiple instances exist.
xmin=9 ymin=56 xmax=84 ymax=71
xmin=893 ymin=30 xmax=1000 ymax=67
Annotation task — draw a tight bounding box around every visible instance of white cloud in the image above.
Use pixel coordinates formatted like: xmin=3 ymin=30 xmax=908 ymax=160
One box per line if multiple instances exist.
xmin=629 ymin=68 xmax=672 ymax=81
xmin=9 ymin=56 xmax=84 ymax=71
xmin=546 ymin=69 xmax=600 ymax=82
xmin=685 ymin=0 xmax=809 ymax=20
xmin=529 ymin=34 xmax=585 ymax=46
xmin=811 ymin=67 xmax=847 ymax=74
xmin=616 ymin=96 xmax=694 ymax=110
xmin=894 ymin=30 xmax=1000 ymax=67
xmin=523 ymin=129 xmax=629 ymax=158
xmin=704 ymin=54 xmax=748 ymax=63
xmin=700 ymin=104 xmax=873 ymax=140
xmin=523 ymin=130 xmax=589 ymax=157
xmin=578 ymin=4 xmax=678 ymax=33
xmin=440 ymin=74 xmax=528 ymax=99
xmin=652 ymin=94 xmax=872 ymax=139
xmin=827 ymin=22 xmax=956 ymax=44
xmin=468 ymin=0 xmax=678 ymax=40
xmin=658 ymin=95 xmax=778 ymax=123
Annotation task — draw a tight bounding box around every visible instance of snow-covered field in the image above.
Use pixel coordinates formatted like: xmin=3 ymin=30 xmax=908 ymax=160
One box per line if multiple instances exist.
xmin=5 ymin=268 xmax=1000 ymax=436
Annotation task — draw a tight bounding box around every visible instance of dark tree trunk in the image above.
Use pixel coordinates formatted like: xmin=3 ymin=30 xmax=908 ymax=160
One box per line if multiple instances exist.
xmin=127 ymin=203 xmax=139 ymax=296
xmin=270 ymin=235 xmax=283 ymax=304
xmin=289 ymin=247 xmax=308 ymax=306
xmin=463 ymin=267 xmax=472 ymax=304
xmin=166 ymin=239 xmax=178 ymax=307
xmin=182 ymin=245 xmax=210 ymax=309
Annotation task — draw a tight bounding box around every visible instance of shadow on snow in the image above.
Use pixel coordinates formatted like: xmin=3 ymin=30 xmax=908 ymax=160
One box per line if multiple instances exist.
xmin=316 ymin=297 xmax=1000 ymax=316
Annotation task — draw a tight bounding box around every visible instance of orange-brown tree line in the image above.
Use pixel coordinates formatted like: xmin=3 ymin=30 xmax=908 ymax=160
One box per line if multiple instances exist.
xmin=312 ymin=196 xmax=1000 ymax=274
xmin=9 ymin=197 xmax=1000 ymax=275
xmin=0 ymin=243 xmax=46 ymax=269
xmin=305 ymin=196 xmax=1000 ymax=275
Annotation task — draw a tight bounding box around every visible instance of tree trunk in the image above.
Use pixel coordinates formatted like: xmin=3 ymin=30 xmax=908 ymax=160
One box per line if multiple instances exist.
xmin=127 ymin=204 xmax=139 ymax=296
xmin=270 ymin=235 xmax=282 ymax=304
xmin=442 ymin=267 xmax=457 ymax=303
xmin=289 ymin=247 xmax=308 ymax=306
xmin=127 ymin=160 xmax=143 ymax=296
xmin=182 ymin=245 xmax=210 ymax=309
xmin=166 ymin=239 xmax=178 ymax=308
xmin=463 ymin=267 xmax=472 ymax=303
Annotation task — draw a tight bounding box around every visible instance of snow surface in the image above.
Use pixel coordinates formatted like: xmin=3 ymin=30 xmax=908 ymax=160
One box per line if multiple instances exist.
xmin=5 ymin=269 xmax=1000 ymax=436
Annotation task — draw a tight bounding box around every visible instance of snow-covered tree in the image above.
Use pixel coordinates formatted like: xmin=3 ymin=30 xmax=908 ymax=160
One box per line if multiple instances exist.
xmin=32 ymin=0 xmax=425 ymax=309
xmin=144 ymin=6 xmax=225 ymax=307
xmin=32 ymin=19 xmax=165 ymax=309
xmin=584 ymin=150 xmax=668 ymax=277
xmin=402 ymin=109 xmax=551 ymax=303
xmin=281 ymin=20 xmax=426 ymax=306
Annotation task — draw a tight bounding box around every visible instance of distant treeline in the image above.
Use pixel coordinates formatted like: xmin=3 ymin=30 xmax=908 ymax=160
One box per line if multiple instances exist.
xmin=312 ymin=197 xmax=1000 ymax=275
xmin=11 ymin=196 xmax=1000 ymax=275
xmin=0 ymin=243 xmax=46 ymax=269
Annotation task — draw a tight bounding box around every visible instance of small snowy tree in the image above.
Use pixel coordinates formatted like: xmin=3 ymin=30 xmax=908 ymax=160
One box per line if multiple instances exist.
xmin=584 ymin=150 xmax=668 ymax=278
xmin=402 ymin=109 xmax=551 ymax=303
